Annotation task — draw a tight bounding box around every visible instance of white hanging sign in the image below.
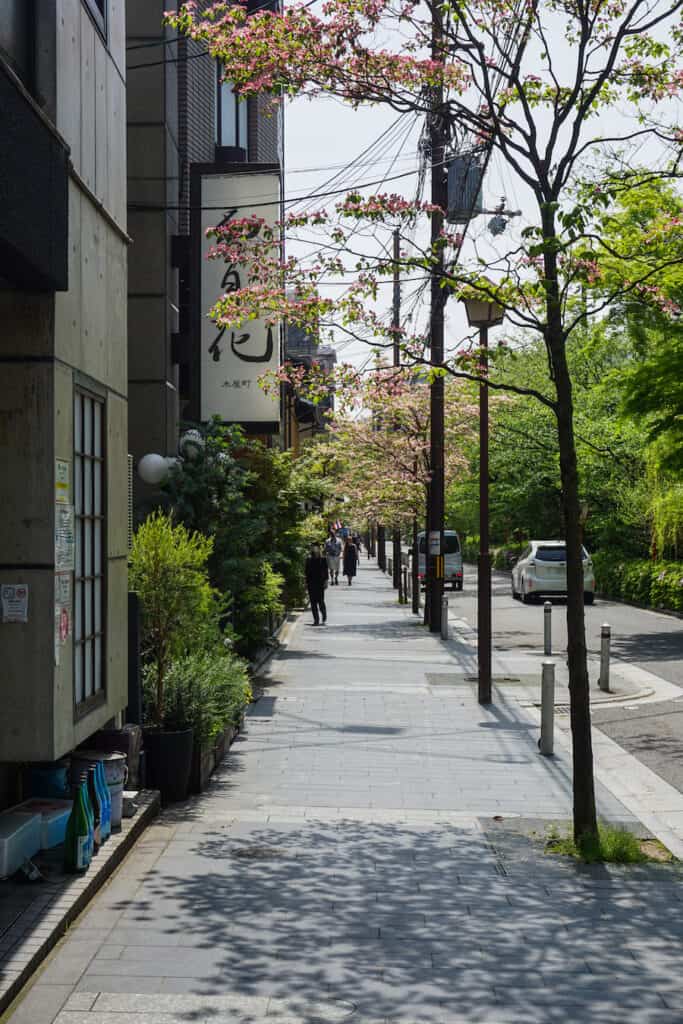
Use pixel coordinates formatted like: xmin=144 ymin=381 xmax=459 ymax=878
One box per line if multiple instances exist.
xmin=199 ymin=170 xmax=281 ymax=425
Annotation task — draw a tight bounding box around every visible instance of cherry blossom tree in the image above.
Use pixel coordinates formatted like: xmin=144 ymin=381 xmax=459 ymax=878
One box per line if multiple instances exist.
xmin=168 ymin=0 xmax=682 ymax=844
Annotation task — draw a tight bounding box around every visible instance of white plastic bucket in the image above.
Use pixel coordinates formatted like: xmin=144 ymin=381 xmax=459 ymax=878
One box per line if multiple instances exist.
xmin=71 ymin=751 xmax=127 ymax=828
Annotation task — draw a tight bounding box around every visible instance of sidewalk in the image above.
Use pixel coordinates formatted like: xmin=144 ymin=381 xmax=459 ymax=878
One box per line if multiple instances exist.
xmin=6 ymin=563 xmax=683 ymax=1024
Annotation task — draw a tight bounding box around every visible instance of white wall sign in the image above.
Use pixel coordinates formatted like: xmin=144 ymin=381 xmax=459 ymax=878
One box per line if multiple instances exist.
xmin=55 ymin=459 xmax=70 ymax=503
xmin=55 ymin=504 xmax=75 ymax=571
xmin=1 ymin=584 xmax=29 ymax=623
xmin=199 ymin=170 xmax=281 ymax=425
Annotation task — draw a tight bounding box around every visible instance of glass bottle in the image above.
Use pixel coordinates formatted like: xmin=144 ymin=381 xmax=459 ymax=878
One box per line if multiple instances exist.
xmin=87 ymin=765 xmax=102 ymax=851
xmin=80 ymin=773 xmax=94 ymax=861
xmin=64 ymin=783 xmax=90 ymax=872
xmin=96 ymin=761 xmax=111 ymax=841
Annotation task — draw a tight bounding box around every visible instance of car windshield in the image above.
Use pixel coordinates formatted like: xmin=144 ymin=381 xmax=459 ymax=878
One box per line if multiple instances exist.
xmin=418 ymin=534 xmax=460 ymax=554
xmin=536 ymin=547 xmax=567 ymax=561
xmin=535 ymin=546 xmax=589 ymax=561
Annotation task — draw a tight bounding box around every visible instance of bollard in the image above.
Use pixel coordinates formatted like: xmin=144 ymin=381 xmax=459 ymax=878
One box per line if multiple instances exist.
xmin=539 ymin=661 xmax=555 ymax=756
xmin=441 ymin=595 xmax=449 ymax=640
xmin=599 ymin=623 xmax=611 ymax=692
xmin=544 ymin=601 xmax=552 ymax=656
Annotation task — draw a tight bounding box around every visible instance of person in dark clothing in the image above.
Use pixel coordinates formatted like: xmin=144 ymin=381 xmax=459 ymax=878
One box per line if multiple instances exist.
xmin=305 ymin=543 xmax=328 ymax=625
xmin=343 ymin=537 xmax=358 ymax=586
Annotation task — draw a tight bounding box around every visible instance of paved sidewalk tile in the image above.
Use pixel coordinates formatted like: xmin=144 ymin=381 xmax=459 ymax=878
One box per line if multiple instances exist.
xmin=6 ymin=564 xmax=683 ymax=1024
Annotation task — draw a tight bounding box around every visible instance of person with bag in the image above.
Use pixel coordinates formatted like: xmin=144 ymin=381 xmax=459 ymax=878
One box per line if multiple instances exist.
xmin=343 ymin=536 xmax=358 ymax=586
xmin=324 ymin=531 xmax=342 ymax=585
xmin=305 ymin=542 xmax=329 ymax=625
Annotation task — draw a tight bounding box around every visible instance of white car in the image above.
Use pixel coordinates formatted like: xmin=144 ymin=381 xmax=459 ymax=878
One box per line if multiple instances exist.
xmin=511 ymin=540 xmax=595 ymax=604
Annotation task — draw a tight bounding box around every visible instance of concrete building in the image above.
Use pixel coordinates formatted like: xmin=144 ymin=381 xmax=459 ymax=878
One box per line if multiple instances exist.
xmin=283 ymin=324 xmax=338 ymax=452
xmin=0 ymin=0 xmax=129 ymax=791
xmin=126 ymin=0 xmax=283 ymax=519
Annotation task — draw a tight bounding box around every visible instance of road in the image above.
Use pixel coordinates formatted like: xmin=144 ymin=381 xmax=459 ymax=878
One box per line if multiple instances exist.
xmin=451 ymin=564 xmax=683 ymax=687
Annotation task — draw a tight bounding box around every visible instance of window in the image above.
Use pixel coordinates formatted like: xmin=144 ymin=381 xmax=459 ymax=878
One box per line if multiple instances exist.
xmin=74 ymin=390 xmax=106 ymax=709
xmin=82 ymin=0 xmax=106 ymax=39
xmin=216 ymin=69 xmax=248 ymax=150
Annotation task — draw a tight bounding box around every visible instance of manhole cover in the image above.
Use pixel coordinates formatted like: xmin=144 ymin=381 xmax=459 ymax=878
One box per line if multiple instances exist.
xmin=232 ymin=845 xmax=286 ymax=860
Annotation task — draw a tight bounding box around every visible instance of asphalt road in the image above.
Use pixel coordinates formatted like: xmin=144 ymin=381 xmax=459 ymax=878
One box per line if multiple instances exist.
xmin=453 ymin=564 xmax=683 ymax=688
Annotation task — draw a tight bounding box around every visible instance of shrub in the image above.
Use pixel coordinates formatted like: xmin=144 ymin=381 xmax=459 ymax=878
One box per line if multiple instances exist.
xmin=129 ymin=511 xmax=226 ymax=725
xmin=592 ymin=550 xmax=683 ymax=613
xmin=146 ymin=649 xmax=251 ymax=743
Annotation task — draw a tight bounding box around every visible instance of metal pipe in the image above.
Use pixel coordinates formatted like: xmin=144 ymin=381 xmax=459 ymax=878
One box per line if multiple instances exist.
xmin=441 ymin=595 xmax=449 ymax=640
xmin=478 ymin=323 xmax=492 ymax=704
xmin=544 ymin=601 xmax=552 ymax=656
xmin=599 ymin=623 xmax=611 ymax=692
xmin=539 ymin=661 xmax=555 ymax=756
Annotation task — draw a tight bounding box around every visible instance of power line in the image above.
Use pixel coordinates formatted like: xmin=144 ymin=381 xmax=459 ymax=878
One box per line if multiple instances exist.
xmin=128 ymin=157 xmax=449 ymax=214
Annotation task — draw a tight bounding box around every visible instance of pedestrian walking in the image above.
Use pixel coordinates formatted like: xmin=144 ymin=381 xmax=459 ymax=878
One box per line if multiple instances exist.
xmin=343 ymin=536 xmax=358 ymax=586
xmin=305 ymin=543 xmax=328 ymax=625
xmin=324 ymin=531 xmax=342 ymax=585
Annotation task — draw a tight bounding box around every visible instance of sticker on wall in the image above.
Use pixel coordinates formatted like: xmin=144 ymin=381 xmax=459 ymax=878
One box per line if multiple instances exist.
xmin=55 ymin=504 xmax=75 ymax=571
xmin=55 ymin=459 xmax=70 ymax=503
xmin=1 ymin=584 xmax=29 ymax=623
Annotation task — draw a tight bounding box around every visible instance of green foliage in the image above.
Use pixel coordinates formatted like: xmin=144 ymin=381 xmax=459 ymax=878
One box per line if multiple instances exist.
xmin=546 ymin=823 xmax=647 ymax=864
xmin=592 ymin=551 xmax=683 ymax=613
xmin=146 ymin=648 xmax=251 ymax=743
xmin=460 ymin=535 xmax=526 ymax=570
xmin=128 ymin=511 xmax=226 ymax=724
xmin=164 ymin=420 xmax=317 ymax=657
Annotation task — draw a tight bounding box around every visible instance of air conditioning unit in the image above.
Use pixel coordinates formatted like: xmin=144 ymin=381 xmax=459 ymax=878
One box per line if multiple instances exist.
xmin=446 ymin=154 xmax=485 ymax=223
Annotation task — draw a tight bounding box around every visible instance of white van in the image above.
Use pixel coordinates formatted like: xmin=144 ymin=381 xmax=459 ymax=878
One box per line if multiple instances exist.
xmin=416 ymin=531 xmax=463 ymax=591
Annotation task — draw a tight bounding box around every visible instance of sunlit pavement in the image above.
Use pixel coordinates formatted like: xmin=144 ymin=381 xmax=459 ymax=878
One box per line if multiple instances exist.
xmin=10 ymin=562 xmax=683 ymax=1024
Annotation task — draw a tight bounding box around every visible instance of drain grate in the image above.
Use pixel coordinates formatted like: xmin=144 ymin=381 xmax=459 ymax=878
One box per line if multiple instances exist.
xmin=232 ymin=845 xmax=286 ymax=860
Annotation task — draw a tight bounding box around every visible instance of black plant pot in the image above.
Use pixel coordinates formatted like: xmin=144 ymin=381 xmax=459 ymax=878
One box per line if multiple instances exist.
xmin=144 ymin=728 xmax=194 ymax=804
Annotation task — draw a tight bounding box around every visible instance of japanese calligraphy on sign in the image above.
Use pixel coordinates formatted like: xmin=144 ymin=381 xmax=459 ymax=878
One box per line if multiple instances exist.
xmin=199 ymin=171 xmax=281 ymax=425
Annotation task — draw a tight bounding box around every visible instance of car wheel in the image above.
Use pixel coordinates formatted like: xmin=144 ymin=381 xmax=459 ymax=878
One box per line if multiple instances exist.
xmin=456 ymin=580 xmax=463 ymax=592
xmin=521 ymin=579 xmax=533 ymax=604
xmin=584 ymin=592 xmax=595 ymax=605
xmin=511 ymin=578 xmax=519 ymax=600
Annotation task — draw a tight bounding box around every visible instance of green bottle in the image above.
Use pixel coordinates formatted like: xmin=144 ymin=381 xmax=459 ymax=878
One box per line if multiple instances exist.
xmin=87 ymin=766 xmax=102 ymax=851
xmin=64 ymin=783 xmax=91 ymax=872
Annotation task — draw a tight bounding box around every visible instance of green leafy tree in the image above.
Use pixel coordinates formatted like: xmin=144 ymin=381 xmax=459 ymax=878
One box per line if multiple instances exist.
xmin=128 ymin=511 xmax=222 ymax=726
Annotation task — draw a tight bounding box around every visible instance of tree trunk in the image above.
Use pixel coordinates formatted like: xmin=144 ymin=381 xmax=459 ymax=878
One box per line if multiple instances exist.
xmin=543 ymin=208 xmax=598 ymax=845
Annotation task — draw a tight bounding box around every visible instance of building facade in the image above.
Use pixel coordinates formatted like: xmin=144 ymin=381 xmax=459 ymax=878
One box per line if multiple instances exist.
xmin=126 ymin=0 xmax=284 ymax=520
xmin=0 ymin=0 xmax=129 ymax=787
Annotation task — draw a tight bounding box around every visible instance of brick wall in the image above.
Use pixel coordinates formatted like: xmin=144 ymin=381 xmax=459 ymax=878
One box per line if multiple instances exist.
xmin=177 ymin=14 xmax=215 ymax=234
xmin=249 ymin=94 xmax=282 ymax=164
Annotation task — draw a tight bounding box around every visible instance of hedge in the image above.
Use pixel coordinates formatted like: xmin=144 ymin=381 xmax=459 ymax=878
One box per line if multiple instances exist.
xmin=592 ymin=551 xmax=683 ymax=614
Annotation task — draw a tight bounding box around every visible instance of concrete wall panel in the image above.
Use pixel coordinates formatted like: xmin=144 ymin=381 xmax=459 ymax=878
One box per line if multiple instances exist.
xmin=79 ymin=12 xmax=96 ymax=191
xmin=107 ymin=393 xmax=129 ymax=560
xmin=106 ymin=229 xmax=128 ymax=397
xmin=56 ymin=0 xmax=81 ymax=160
xmin=95 ymin=36 xmax=108 ymax=205
xmin=54 ymin=179 xmax=83 ymax=358
xmin=128 ymin=296 xmax=168 ymax=381
xmin=127 ymin=210 xmax=168 ymax=294
xmin=0 ymin=362 xmax=54 ymax=565
xmin=106 ymin=59 xmax=127 ymax=230
xmin=0 ymin=570 xmax=54 ymax=762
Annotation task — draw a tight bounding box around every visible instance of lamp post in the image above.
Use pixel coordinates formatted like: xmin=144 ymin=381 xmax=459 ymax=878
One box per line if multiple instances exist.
xmin=460 ymin=288 xmax=504 ymax=704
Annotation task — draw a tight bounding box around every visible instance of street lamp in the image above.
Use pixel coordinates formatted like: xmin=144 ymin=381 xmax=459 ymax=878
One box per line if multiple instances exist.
xmin=460 ymin=285 xmax=504 ymax=705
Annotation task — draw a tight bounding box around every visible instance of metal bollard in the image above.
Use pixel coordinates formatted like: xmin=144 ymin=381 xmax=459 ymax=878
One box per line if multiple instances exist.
xmin=544 ymin=601 xmax=552 ymax=656
xmin=539 ymin=661 xmax=555 ymax=755
xmin=599 ymin=623 xmax=611 ymax=692
xmin=441 ymin=595 xmax=449 ymax=640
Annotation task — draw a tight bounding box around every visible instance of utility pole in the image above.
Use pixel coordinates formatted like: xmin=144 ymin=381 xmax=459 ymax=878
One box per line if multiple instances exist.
xmin=478 ymin=324 xmax=492 ymax=703
xmin=391 ymin=227 xmax=403 ymax=602
xmin=427 ymin=7 xmax=447 ymax=632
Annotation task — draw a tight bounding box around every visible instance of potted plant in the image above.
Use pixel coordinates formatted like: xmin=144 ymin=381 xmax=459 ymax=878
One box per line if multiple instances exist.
xmin=163 ymin=648 xmax=251 ymax=794
xmin=129 ymin=511 xmax=221 ymax=803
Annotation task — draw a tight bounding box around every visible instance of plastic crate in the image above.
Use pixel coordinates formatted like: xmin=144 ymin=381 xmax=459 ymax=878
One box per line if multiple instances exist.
xmin=15 ymin=798 xmax=73 ymax=850
xmin=0 ymin=811 xmax=41 ymax=878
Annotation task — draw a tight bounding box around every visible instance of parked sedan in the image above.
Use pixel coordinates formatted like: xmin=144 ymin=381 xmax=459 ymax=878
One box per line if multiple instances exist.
xmin=511 ymin=540 xmax=595 ymax=604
